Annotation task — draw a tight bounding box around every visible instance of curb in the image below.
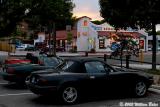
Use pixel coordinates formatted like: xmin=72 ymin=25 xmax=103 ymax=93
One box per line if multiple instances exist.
xmin=151 ymin=85 xmax=160 ymax=90
xmin=149 ymin=85 xmax=160 ymax=94
xmin=149 ymin=88 xmax=160 ymax=94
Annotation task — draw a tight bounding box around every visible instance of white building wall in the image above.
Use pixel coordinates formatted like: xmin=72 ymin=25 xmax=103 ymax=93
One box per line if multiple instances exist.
xmin=95 ymin=38 xmax=112 ymax=52
xmin=138 ymin=30 xmax=148 ymax=51
xmin=76 ymin=17 xmax=91 ymax=51
xmin=148 ymin=35 xmax=160 ymax=50
xmin=76 ymin=16 xmax=149 ymax=52
xmin=34 ymin=33 xmax=45 ymax=45
xmin=87 ymin=23 xmax=97 ymax=51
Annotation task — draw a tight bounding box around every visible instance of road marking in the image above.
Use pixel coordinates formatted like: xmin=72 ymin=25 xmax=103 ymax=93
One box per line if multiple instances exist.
xmin=0 ymin=93 xmax=33 ymax=97
xmin=0 ymin=82 xmax=8 ymax=85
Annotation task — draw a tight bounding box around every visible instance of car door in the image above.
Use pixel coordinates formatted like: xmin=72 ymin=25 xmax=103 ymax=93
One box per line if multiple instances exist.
xmin=104 ymin=65 xmax=128 ymax=94
xmin=84 ymin=61 xmax=108 ymax=95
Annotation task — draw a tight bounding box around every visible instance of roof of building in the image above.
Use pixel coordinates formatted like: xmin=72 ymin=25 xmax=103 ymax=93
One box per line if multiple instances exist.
xmin=77 ymin=16 xmax=92 ymax=20
xmin=56 ymin=30 xmax=77 ymax=40
xmin=97 ymin=31 xmax=142 ymax=38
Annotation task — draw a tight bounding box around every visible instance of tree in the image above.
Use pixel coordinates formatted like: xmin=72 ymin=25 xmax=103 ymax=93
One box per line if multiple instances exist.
xmin=25 ymin=0 xmax=75 ymax=31
xmin=11 ymin=26 xmax=24 ymax=38
xmin=67 ymin=32 xmax=73 ymax=44
xmin=91 ymin=20 xmax=105 ymax=25
xmin=99 ymin=0 xmax=160 ymax=70
xmin=0 ymin=0 xmax=28 ymax=37
xmin=0 ymin=0 xmax=74 ymax=56
xmin=0 ymin=0 xmax=75 ymax=36
xmin=157 ymin=30 xmax=160 ymax=35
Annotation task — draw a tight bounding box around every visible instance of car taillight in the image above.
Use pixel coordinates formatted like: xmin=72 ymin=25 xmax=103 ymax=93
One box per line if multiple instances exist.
xmin=38 ymin=60 xmax=43 ymax=65
xmin=6 ymin=67 xmax=15 ymax=74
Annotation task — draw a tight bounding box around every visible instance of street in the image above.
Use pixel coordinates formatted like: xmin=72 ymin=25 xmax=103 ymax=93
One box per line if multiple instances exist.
xmin=0 ymin=77 xmax=159 ymax=107
xmin=0 ymin=51 xmax=160 ymax=107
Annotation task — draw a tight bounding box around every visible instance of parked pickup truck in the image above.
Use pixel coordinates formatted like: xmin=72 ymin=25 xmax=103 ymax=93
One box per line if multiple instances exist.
xmin=0 ymin=54 xmax=63 ymax=84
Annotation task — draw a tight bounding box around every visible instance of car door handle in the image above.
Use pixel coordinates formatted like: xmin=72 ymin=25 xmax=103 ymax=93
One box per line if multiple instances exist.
xmin=90 ymin=76 xmax=95 ymax=79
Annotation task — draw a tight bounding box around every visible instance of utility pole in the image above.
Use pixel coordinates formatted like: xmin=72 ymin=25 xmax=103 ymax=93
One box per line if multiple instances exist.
xmin=152 ymin=21 xmax=157 ymax=70
xmin=48 ymin=22 xmax=52 ymax=56
xmin=48 ymin=21 xmax=56 ymax=56
xmin=52 ymin=22 xmax=56 ymax=56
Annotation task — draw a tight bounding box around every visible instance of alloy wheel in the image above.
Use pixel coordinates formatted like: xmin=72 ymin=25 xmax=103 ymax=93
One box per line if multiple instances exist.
xmin=62 ymin=86 xmax=78 ymax=104
xmin=135 ymin=81 xmax=147 ymax=97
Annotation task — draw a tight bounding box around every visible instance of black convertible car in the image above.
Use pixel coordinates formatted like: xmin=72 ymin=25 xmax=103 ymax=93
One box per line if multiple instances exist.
xmin=26 ymin=58 xmax=153 ymax=104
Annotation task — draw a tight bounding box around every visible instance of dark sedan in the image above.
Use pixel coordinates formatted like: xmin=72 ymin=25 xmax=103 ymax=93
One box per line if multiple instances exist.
xmin=26 ymin=58 xmax=153 ymax=104
xmin=0 ymin=54 xmax=63 ymax=84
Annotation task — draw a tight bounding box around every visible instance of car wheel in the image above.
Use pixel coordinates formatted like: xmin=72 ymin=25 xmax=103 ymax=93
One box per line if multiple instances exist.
xmin=134 ymin=81 xmax=147 ymax=97
xmin=60 ymin=86 xmax=79 ymax=104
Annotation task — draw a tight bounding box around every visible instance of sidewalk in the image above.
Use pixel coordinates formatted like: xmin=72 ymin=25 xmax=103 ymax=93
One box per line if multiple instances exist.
xmin=123 ymin=64 xmax=160 ymax=70
xmin=1 ymin=50 xmax=160 ymax=56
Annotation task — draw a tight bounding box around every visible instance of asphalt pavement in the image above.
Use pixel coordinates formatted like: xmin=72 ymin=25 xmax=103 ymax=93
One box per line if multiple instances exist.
xmin=0 ymin=50 xmax=160 ymax=107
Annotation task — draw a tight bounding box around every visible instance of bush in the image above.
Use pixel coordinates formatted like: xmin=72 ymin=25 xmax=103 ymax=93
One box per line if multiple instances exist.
xmin=69 ymin=46 xmax=77 ymax=53
xmin=90 ymin=48 xmax=95 ymax=53
xmin=146 ymin=69 xmax=160 ymax=75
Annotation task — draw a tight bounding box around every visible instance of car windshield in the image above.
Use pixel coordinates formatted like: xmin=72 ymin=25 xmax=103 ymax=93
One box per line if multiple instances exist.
xmin=58 ymin=60 xmax=74 ymax=70
xmin=56 ymin=60 xmax=82 ymax=73
xmin=39 ymin=55 xmax=62 ymax=67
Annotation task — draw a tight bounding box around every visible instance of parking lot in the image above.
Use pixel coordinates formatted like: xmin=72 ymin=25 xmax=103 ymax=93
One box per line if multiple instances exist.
xmin=0 ymin=77 xmax=159 ymax=107
xmin=0 ymin=51 xmax=160 ymax=107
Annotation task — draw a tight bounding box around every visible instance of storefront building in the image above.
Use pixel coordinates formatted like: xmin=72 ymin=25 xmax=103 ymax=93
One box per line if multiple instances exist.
xmin=34 ymin=16 xmax=149 ymax=52
xmin=76 ymin=16 xmax=148 ymax=52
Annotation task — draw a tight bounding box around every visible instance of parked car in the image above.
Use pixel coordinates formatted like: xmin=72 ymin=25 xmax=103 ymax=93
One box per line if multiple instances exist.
xmin=5 ymin=58 xmax=31 ymax=64
xmin=25 ymin=44 xmax=36 ymax=51
xmin=16 ymin=44 xmax=28 ymax=50
xmin=0 ymin=54 xmax=63 ymax=84
xmin=39 ymin=46 xmax=65 ymax=54
xmin=26 ymin=58 xmax=153 ymax=104
xmin=35 ymin=42 xmax=47 ymax=50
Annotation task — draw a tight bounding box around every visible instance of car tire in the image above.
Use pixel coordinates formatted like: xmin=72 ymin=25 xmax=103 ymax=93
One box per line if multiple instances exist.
xmin=59 ymin=85 xmax=79 ymax=104
xmin=134 ymin=81 xmax=147 ymax=97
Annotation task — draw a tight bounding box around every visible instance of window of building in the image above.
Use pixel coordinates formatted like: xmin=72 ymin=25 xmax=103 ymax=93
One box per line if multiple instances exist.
xmin=158 ymin=40 xmax=160 ymax=46
xmin=83 ymin=20 xmax=88 ymax=26
xmin=99 ymin=39 xmax=105 ymax=49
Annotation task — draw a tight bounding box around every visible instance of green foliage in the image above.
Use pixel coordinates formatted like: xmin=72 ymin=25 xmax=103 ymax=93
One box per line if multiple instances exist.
xmin=90 ymin=48 xmax=96 ymax=53
xmin=146 ymin=69 xmax=160 ymax=75
xmin=25 ymin=0 xmax=75 ymax=30
xmin=157 ymin=30 xmax=160 ymax=35
xmin=147 ymin=30 xmax=160 ymax=35
xmin=99 ymin=0 xmax=160 ymax=30
xmin=91 ymin=20 xmax=105 ymax=25
xmin=67 ymin=32 xmax=73 ymax=44
xmin=99 ymin=0 xmax=160 ymax=70
xmin=0 ymin=0 xmax=28 ymax=37
xmin=0 ymin=0 xmax=75 ymax=37
xmin=11 ymin=26 xmax=23 ymax=37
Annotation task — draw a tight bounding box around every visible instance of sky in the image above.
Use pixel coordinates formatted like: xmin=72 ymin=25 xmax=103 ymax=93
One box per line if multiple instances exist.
xmin=72 ymin=0 xmax=160 ymax=31
xmin=73 ymin=0 xmax=103 ymax=21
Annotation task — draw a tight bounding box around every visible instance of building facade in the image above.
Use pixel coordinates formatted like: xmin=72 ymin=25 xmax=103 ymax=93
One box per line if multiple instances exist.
xmin=34 ymin=16 xmax=150 ymax=52
xmin=76 ymin=16 xmax=148 ymax=52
